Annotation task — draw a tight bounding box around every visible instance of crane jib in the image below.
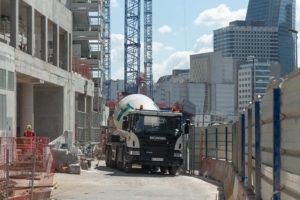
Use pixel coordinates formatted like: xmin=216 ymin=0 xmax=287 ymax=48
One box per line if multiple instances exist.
xmin=117 ymin=103 xmax=133 ymax=121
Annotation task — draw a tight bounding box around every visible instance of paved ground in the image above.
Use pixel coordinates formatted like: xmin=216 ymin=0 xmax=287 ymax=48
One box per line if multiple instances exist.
xmin=50 ymin=160 xmax=220 ymax=200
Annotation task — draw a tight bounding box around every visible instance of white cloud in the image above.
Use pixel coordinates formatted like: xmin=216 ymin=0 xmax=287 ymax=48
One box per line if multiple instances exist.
xmin=158 ymin=25 xmax=173 ymax=34
xmin=110 ymin=33 xmax=185 ymax=81
xmin=152 ymin=42 xmax=176 ymax=54
xmin=111 ymin=33 xmax=124 ymax=63
xmin=194 ymin=34 xmax=213 ymax=53
xmin=110 ymin=33 xmax=124 ymax=80
xmin=164 ymin=46 xmax=176 ymax=51
xmin=297 ymin=0 xmax=300 ymax=23
xmin=111 ymin=0 xmax=118 ymax=7
xmin=153 ymin=51 xmax=192 ymax=82
xmin=194 ymin=4 xmax=246 ymax=26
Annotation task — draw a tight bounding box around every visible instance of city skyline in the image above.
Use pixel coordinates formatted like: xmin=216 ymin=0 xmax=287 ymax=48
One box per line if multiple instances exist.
xmin=246 ymin=0 xmax=296 ymax=76
xmin=109 ymin=0 xmax=300 ymax=82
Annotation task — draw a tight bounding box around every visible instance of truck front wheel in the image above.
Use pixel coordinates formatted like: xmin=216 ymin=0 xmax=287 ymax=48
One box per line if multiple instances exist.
xmin=168 ymin=166 xmax=179 ymax=176
xmin=160 ymin=166 xmax=168 ymax=174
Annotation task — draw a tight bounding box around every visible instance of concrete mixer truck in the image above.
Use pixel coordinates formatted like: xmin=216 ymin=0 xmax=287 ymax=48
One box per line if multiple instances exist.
xmin=105 ymin=94 xmax=190 ymax=175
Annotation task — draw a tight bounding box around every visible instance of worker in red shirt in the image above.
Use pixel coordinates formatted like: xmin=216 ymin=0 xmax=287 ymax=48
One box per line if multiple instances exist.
xmin=24 ymin=125 xmax=34 ymax=137
xmin=23 ymin=125 xmax=35 ymax=152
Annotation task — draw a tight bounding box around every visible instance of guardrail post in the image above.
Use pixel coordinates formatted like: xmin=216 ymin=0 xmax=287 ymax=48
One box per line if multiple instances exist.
xmin=273 ymin=88 xmax=281 ymax=200
xmin=216 ymin=128 xmax=218 ymax=160
xmin=241 ymin=113 xmax=245 ymax=182
xmin=200 ymin=130 xmax=203 ymax=169
xmin=247 ymin=108 xmax=253 ymax=188
xmin=205 ymin=129 xmax=208 ymax=158
xmin=236 ymin=121 xmax=240 ymax=173
xmin=225 ymin=127 xmax=228 ymax=161
xmin=232 ymin=123 xmax=235 ymax=166
xmin=255 ymin=100 xmax=261 ymax=200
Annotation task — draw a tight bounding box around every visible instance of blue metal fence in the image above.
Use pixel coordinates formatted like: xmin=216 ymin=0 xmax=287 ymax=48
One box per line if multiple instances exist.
xmin=200 ymin=85 xmax=300 ymax=199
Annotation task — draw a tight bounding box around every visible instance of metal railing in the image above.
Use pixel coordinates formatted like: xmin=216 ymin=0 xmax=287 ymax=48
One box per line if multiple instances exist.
xmin=198 ymin=68 xmax=300 ymax=200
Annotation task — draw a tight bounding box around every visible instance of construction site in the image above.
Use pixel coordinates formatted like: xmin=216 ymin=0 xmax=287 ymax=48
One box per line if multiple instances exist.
xmin=0 ymin=0 xmax=165 ymax=198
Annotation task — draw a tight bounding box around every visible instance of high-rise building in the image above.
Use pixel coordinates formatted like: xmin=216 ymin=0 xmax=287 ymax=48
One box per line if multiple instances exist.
xmin=238 ymin=60 xmax=281 ymax=112
xmin=246 ymin=0 xmax=271 ymax=26
xmin=154 ymin=52 xmax=239 ymax=126
xmin=214 ymin=21 xmax=278 ymax=62
xmin=246 ymin=0 xmax=296 ymax=76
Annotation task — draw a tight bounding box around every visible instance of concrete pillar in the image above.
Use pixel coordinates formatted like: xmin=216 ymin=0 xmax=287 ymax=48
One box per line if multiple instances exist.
xmin=53 ymin=24 xmax=59 ymax=67
xmin=41 ymin=16 xmax=48 ymax=62
xmin=69 ymin=33 xmax=72 ymax=72
xmin=63 ymin=32 xmax=69 ymax=71
xmin=27 ymin=6 xmax=34 ymax=56
xmin=20 ymin=84 xmax=34 ymax=134
xmin=63 ymin=86 xmax=75 ymax=143
xmin=10 ymin=0 xmax=19 ymax=48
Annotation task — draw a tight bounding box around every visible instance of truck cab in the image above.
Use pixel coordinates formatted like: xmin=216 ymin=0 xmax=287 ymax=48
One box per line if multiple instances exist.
xmin=122 ymin=110 xmax=183 ymax=173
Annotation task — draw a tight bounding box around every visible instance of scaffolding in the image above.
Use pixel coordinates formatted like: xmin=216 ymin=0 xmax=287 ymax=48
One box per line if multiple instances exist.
xmin=75 ymin=111 xmax=103 ymax=145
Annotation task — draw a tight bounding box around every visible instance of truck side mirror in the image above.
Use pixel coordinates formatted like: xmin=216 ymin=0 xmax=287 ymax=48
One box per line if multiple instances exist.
xmin=184 ymin=123 xmax=189 ymax=134
xmin=122 ymin=116 xmax=128 ymax=130
xmin=184 ymin=119 xmax=191 ymax=134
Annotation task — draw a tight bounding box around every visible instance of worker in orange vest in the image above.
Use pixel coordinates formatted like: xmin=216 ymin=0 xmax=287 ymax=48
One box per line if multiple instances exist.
xmin=24 ymin=125 xmax=34 ymax=137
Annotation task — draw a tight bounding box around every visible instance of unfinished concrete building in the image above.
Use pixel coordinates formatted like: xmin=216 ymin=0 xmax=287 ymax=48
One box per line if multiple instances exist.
xmin=67 ymin=0 xmax=107 ymax=143
xmin=0 ymin=0 xmax=95 ymax=142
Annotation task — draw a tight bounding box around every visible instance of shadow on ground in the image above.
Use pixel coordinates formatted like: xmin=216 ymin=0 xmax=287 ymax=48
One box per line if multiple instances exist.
xmin=94 ymin=165 xmax=178 ymax=178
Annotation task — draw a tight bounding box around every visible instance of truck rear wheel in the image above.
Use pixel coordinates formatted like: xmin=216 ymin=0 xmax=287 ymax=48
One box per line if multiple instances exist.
xmin=122 ymin=147 xmax=132 ymax=173
xmin=160 ymin=166 xmax=168 ymax=174
xmin=117 ymin=148 xmax=123 ymax=171
xmin=108 ymin=147 xmax=116 ymax=168
xmin=168 ymin=166 xmax=179 ymax=176
xmin=105 ymin=146 xmax=109 ymax=167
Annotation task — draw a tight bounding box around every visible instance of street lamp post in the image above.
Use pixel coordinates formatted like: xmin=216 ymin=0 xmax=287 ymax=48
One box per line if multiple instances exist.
xmin=247 ymin=56 xmax=255 ymax=101
xmin=288 ymin=28 xmax=298 ymax=71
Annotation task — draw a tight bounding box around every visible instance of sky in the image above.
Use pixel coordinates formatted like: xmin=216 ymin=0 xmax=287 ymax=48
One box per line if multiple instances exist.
xmin=109 ymin=0 xmax=300 ymax=82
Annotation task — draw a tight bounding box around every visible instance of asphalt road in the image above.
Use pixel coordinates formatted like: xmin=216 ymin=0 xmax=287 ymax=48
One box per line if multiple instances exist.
xmin=50 ymin=160 xmax=219 ymax=200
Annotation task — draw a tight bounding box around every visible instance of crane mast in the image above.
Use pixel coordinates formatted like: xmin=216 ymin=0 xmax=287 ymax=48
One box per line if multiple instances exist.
xmin=103 ymin=0 xmax=111 ymax=100
xmin=144 ymin=0 xmax=153 ymax=98
xmin=124 ymin=0 xmax=141 ymax=94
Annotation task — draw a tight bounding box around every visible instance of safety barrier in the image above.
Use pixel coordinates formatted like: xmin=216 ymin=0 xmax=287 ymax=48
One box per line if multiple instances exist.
xmin=0 ymin=137 xmax=55 ymax=199
xmin=198 ymin=68 xmax=300 ymax=200
xmin=72 ymin=57 xmax=92 ymax=80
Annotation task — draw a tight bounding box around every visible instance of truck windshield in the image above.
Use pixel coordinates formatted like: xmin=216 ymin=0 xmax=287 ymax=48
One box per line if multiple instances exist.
xmin=134 ymin=115 xmax=181 ymax=135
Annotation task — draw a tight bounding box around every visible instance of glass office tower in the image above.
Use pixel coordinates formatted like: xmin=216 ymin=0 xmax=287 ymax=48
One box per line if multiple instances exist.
xmin=246 ymin=0 xmax=296 ymax=76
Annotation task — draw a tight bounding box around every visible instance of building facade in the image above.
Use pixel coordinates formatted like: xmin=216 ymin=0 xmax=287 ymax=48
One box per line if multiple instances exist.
xmin=154 ymin=52 xmax=238 ymax=127
xmin=214 ymin=21 xmax=278 ymax=62
xmin=238 ymin=60 xmax=281 ymax=112
xmin=110 ymin=79 xmax=125 ymax=100
xmin=0 ymin=0 xmax=94 ymax=140
xmin=246 ymin=0 xmax=296 ymax=76
xmin=190 ymin=52 xmax=236 ymax=116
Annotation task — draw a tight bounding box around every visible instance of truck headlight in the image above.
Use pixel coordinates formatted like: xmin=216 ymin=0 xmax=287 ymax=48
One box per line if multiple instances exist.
xmin=129 ymin=151 xmax=140 ymax=155
xmin=174 ymin=153 xmax=182 ymax=158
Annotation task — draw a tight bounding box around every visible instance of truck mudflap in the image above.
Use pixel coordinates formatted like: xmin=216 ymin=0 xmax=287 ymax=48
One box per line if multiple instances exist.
xmin=126 ymin=155 xmax=183 ymax=167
